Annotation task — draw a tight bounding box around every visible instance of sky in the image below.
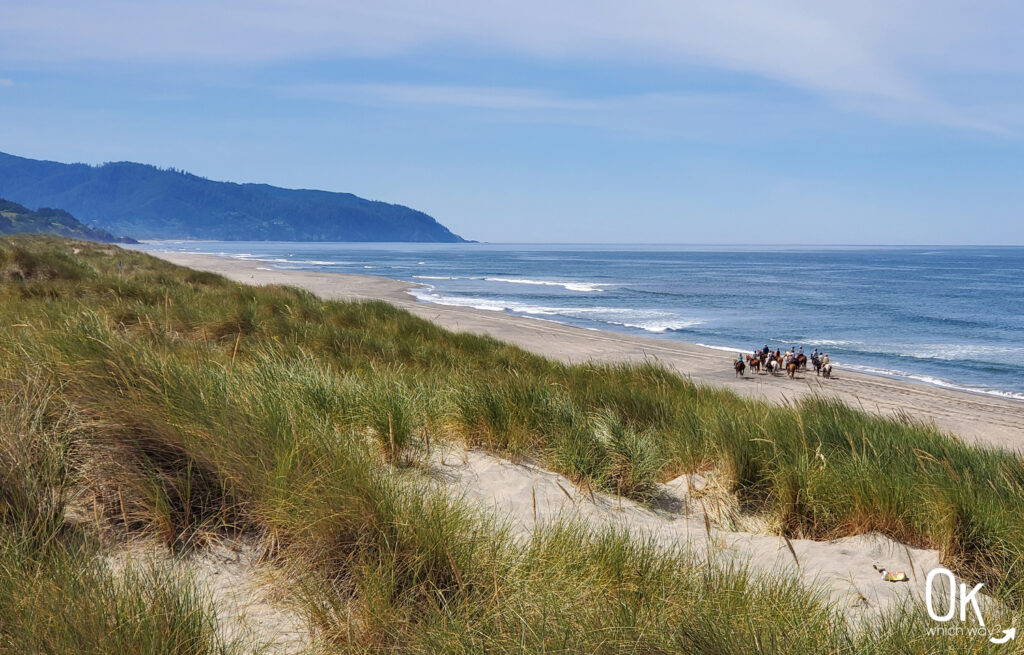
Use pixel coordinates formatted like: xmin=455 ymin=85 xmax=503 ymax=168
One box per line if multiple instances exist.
xmin=1 ymin=1 xmax=1023 ymax=244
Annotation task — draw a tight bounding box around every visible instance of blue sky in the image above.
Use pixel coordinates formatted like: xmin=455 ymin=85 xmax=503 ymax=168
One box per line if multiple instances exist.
xmin=1 ymin=1 xmax=1022 ymax=244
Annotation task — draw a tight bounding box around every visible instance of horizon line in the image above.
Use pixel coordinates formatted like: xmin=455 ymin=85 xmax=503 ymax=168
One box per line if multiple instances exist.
xmin=139 ymin=239 xmax=1024 ymax=248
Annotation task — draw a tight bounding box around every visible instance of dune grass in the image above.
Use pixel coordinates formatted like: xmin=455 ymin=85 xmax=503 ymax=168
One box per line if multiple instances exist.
xmin=1 ymin=235 xmax=1023 ymax=652
xmin=0 ymin=366 xmax=244 ymax=654
xmin=0 ymin=534 xmax=241 ymax=655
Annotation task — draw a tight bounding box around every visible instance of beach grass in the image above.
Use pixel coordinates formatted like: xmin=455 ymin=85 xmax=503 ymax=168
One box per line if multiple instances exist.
xmin=1 ymin=234 xmax=1022 ymax=652
xmin=0 ymin=365 xmax=245 ymax=654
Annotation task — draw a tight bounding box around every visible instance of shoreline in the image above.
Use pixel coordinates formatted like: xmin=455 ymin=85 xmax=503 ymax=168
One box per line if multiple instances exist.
xmin=146 ymin=250 xmax=1024 ymax=450
xmin=687 ymin=340 xmax=1024 ymax=403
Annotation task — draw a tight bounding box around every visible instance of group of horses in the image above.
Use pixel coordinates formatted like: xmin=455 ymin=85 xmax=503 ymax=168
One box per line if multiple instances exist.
xmin=733 ymin=349 xmax=833 ymax=379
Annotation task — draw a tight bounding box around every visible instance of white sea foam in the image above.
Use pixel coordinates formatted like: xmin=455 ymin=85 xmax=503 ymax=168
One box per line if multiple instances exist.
xmin=696 ymin=343 xmax=750 ymax=354
xmin=413 ymin=275 xmax=609 ymax=293
xmin=407 ymin=288 xmax=551 ymax=314
xmin=844 ymin=342 xmax=1020 ymax=362
xmin=876 ymin=344 xmax=1024 ymax=362
xmin=840 ymin=363 xmax=1024 ymax=401
xmin=608 ymin=319 xmax=703 ymax=333
xmin=276 ymin=259 xmax=343 ymax=266
xmin=409 ymin=288 xmax=701 ymax=333
xmin=223 ymin=253 xmax=342 ymax=266
xmin=483 ymin=277 xmax=610 ymax=293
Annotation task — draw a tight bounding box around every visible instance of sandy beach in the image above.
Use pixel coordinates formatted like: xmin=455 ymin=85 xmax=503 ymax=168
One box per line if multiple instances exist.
xmin=151 ymin=251 xmax=1022 ymax=450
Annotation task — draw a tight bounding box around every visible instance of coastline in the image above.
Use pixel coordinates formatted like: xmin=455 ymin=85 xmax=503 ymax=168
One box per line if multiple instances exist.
xmin=148 ymin=251 xmax=1024 ymax=450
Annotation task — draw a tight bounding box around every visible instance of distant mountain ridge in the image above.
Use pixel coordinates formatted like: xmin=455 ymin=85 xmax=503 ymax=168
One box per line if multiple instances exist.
xmin=0 ymin=151 xmax=467 ymax=242
xmin=0 ymin=197 xmax=136 ymax=243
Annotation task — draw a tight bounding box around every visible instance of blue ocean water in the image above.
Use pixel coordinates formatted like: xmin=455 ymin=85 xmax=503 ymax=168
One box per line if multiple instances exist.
xmin=137 ymin=242 xmax=1024 ymax=400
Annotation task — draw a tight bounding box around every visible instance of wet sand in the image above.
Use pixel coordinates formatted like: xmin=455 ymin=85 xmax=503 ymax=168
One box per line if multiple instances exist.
xmin=150 ymin=251 xmax=1024 ymax=450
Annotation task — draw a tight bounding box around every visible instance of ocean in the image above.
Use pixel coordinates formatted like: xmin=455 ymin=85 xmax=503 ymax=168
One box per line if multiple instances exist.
xmin=136 ymin=242 xmax=1024 ymax=401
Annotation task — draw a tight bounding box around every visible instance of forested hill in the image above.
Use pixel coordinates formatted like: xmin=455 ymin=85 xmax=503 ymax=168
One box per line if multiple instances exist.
xmin=0 ymin=198 xmax=136 ymax=243
xmin=0 ymin=151 xmax=468 ymax=242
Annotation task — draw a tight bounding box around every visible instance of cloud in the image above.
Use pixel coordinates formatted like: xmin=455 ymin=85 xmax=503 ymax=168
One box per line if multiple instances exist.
xmin=286 ymin=83 xmax=834 ymax=141
xmin=0 ymin=79 xmax=13 ymax=87
xmin=293 ymin=83 xmax=598 ymax=112
xmin=1 ymin=1 xmax=1019 ymax=131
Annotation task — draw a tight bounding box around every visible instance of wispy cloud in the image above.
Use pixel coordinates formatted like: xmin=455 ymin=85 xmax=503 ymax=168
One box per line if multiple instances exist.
xmin=1 ymin=1 xmax=1020 ymax=131
xmin=287 ymin=82 xmax=829 ymax=141
xmin=292 ymin=83 xmax=598 ymax=112
xmin=0 ymin=79 xmax=13 ymax=87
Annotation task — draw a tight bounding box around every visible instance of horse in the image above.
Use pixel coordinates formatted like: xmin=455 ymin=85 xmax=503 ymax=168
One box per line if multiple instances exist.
xmin=765 ymin=357 xmax=779 ymax=376
xmin=786 ymin=360 xmax=799 ymax=378
xmin=812 ymin=355 xmax=822 ymax=376
xmin=796 ymin=354 xmax=808 ymax=371
xmin=734 ymin=359 xmax=745 ymax=377
xmin=747 ymin=355 xmax=761 ymax=374
xmin=821 ymin=363 xmax=833 ymax=379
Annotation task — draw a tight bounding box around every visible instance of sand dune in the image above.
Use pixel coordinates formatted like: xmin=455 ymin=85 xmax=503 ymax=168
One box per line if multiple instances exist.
xmin=128 ymin=249 xmax=1022 ymax=629
xmin=435 ymin=446 xmax=944 ymax=622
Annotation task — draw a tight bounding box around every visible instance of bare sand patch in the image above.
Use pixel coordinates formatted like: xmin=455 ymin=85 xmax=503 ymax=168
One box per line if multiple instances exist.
xmin=108 ymin=538 xmax=310 ymax=654
xmin=433 ymin=445 xmax=946 ymax=623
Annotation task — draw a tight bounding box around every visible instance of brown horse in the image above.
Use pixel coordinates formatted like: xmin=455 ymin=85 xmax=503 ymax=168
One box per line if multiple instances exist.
xmin=747 ymin=355 xmax=761 ymax=374
xmin=796 ymin=354 xmax=807 ymax=371
xmin=734 ymin=359 xmax=745 ymax=377
xmin=786 ymin=361 xmax=799 ymax=378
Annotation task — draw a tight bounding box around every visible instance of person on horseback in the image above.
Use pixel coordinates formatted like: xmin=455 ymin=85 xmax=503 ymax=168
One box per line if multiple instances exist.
xmin=820 ymin=353 xmax=832 ymax=378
